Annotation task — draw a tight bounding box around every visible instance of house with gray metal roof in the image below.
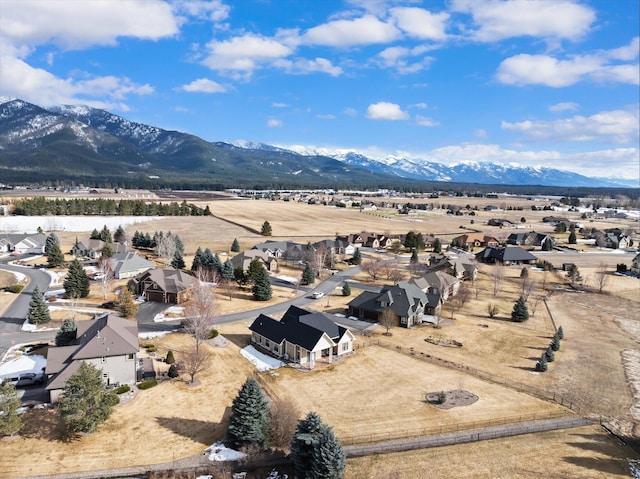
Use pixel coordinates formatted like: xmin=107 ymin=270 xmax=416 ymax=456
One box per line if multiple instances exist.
xmin=109 ymin=251 xmax=155 ymax=279
xmin=45 ymin=314 xmax=139 ymax=403
xmin=248 ymin=305 xmax=355 ymax=369
xmin=0 ymin=233 xmax=46 ymax=254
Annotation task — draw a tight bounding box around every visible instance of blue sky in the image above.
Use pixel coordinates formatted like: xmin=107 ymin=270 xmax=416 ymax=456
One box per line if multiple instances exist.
xmin=1 ymin=0 xmax=638 ymax=181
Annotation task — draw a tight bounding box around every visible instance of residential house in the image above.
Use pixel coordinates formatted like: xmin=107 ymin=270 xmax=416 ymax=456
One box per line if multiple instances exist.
xmin=110 ymin=252 xmax=155 ymax=279
xmin=72 ymin=239 xmax=128 ymax=259
xmin=507 ymin=231 xmax=555 ymax=250
xmin=0 ymin=233 xmax=46 ymax=254
xmin=451 ymin=233 xmax=499 ymax=250
xmin=428 ymin=253 xmax=478 ymax=281
xmin=347 ymin=281 xmax=427 ymax=328
xmin=45 ymin=314 xmax=139 ymax=403
xmin=487 ymin=218 xmax=514 ymax=227
xmin=411 ymin=270 xmax=460 ymax=301
xmin=630 ymin=253 xmax=640 ymax=276
xmin=248 ymin=305 xmax=355 ymax=369
xmin=476 ymin=246 xmax=538 ymax=265
xmin=128 ymin=268 xmax=197 ymax=304
xmin=335 ymin=234 xmax=365 ymax=249
xmin=603 ymin=232 xmax=633 ymax=250
xmin=231 ymin=249 xmax=278 ymax=272
xmin=252 ymin=240 xmax=307 ymax=264
xmin=542 ymin=217 xmax=574 ymax=229
xmin=362 ymin=233 xmax=392 ymax=249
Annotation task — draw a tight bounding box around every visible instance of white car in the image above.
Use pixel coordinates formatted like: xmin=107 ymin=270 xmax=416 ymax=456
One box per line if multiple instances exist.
xmin=311 ymin=291 xmax=325 ymax=299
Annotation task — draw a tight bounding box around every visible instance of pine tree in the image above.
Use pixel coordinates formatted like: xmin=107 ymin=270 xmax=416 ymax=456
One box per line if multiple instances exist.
xmin=551 ymin=335 xmax=561 ymax=351
xmin=58 ymin=362 xmax=118 ymax=434
xmin=28 ymin=285 xmax=50 ymax=324
xmin=557 ymin=326 xmax=564 ymax=339
xmin=231 ymin=238 xmax=240 ymax=252
xmin=0 ymin=380 xmax=22 ymax=436
xmin=165 ymin=350 xmax=175 ymax=364
xmin=510 ymin=295 xmax=529 ymax=322
xmin=171 ymin=250 xmax=185 ymax=269
xmin=342 ymin=282 xmax=351 ymax=296
xmin=114 ymin=225 xmax=126 ymax=243
xmin=101 ymin=242 xmax=114 ymax=258
xmin=90 ymin=228 xmax=100 ymax=240
xmin=221 ymin=259 xmax=235 ymax=280
xmin=410 ymin=248 xmax=419 ymax=264
xmin=99 ymin=225 xmax=112 ymax=243
xmin=302 ymin=264 xmax=316 ymax=285
xmin=117 ymin=289 xmax=138 ymax=318
xmin=252 ymin=267 xmax=272 ymax=301
xmin=64 ymin=259 xmax=90 ymax=299
xmin=44 ymin=232 xmax=59 ymax=254
xmin=544 ymin=346 xmax=555 ymax=362
xmin=248 ymin=258 xmax=264 ymax=282
xmin=433 ymin=238 xmax=442 ymax=253
xmin=290 ymin=412 xmax=326 ymax=477
xmin=191 ymin=247 xmax=204 ymax=272
xmin=227 ymin=378 xmax=270 ymax=449
xmin=55 ymin=318 xmax=77 ymax=346
xmin=47 ymin=242 xmax=64 ymax=268
xmin=310 ymin=426 xmax=346 ymax=479
xmin=568 ymin=231 xmax=577 ymax=244
xmin=536 ymin=353 xmax=548 ymax=372
xmin=261 ymin=220 xmax=272 ymax=236
xmin=352 ymin=248 xmax=362 ymax=265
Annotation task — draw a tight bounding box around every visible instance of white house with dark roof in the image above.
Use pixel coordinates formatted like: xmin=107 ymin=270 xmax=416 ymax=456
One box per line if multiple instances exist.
xmin=249 ymin=305 xmax=355 ymax=369
xmin=0 ymin=233 xmax=46 ymax=254
xmin=45 ymin=314 xmax=139 ymax=403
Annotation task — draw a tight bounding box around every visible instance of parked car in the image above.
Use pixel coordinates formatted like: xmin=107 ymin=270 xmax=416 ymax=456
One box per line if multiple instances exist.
xmin=100 ymin=301 xmax=118 ymax=310
xmin=311 ymin=291 xmax=325 ymax=299
xmin=4 ymin=372 xmax=44 ymax=387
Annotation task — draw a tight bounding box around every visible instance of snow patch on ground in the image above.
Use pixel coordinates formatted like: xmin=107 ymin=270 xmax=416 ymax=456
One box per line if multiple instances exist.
xmin=204 ymin=441 xmax=247 ymax=462
xmin=240 ymin=345 xmax=285 ymax=371
xmin=44 ymin=269 xmax=66 ymax=286
xmin=275 ymin=275 xmax=298 ymax=284
xmin=139 ymin=331 xmax=174 ymax=340
xmin=153 ymin=306 xmax=185 ymax=323
xmin=0 ymin=216 xmax=160 ymax=234
xmin=0 ymin=353 xmax=46 ymax=379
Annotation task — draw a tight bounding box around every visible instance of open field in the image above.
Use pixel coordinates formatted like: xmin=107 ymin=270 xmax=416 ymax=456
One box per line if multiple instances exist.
xmin=345 ymin=425 xmax=639 ymax=479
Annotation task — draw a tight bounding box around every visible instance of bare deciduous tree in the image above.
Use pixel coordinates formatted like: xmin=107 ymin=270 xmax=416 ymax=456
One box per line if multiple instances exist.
xmin=529 ymin=295 xmax=541 ymax=317
xmin=491 ymin=264 xmax=505 ymax=297
xmin=457 ymin=283 xmax=472 ymax=308
xmin=487 ymin=303 xmax=499 ymax=318
xmin=268 ymin=395 xmax=302 ymax=449
xmin=379 ymin=308 xmax=396 ymax=335
xmin=182 ymin=347 xmax=211 ymax=384
xmin=361 ymin=259 xmax=383 ymax=281
xmin=155 ymin=233 xmax=177 ymax=264
xmin=520 ymin=272 xmax=535 ymax=302
xmin=594 ymin=262 xmax=610 ymax=293
xmin=184 ymin=283 xmax=217 ymax=354
xmin=312 ymin=244 xmax=330 ymax=278
xmin=97 ymin=255 xmax=114 ymax=300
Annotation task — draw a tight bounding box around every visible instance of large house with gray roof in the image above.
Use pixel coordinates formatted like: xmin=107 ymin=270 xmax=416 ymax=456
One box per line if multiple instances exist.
xmin=45 ymin=314 xmax=139 ymax=403
xmin=128 ymin=268 xmax=197 ymax=304
xmin=110 ymin=252 xmax=155 ymax=279
xmin=249 ymin=305 xmax=355 ymax=369
xmin=0 ymin=233 xmax=46 ymax=254
xmin=475 ymin=246 xmax=538 ymax=265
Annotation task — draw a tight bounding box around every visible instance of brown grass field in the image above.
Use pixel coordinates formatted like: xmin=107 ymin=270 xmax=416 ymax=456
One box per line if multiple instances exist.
xmin=1 ymin=195 xmax=638 ymax=477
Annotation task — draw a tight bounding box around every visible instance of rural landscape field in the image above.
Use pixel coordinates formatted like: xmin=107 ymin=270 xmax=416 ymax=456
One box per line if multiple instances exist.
xmin=0 ymin=189 xmax=638 ymax=478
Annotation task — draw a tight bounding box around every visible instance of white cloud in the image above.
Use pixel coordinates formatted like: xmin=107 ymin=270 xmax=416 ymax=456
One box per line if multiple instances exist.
xmin=474 ymin=128 xmax=488 ymax=138
xmin=303 ymin=15 xmax=400 ymax=47
xmin=497 ymin=51 xmax=639 ymax=87
xmin=267 ymin=118 xmax=283 ymax=128
xmin=316 ymin=114 xmax=336 ymax=120
xmin=366 ymin=101 xmax=409 ymax=120
xmin=390 ymin=7 xmax=449 ymax=41
xmin=202 ymin=34 xmax=293 ymax=79
xmin=416 ymin=115 xmax=439 ymax=127
xmin=343 ymin=107 xmax=357 ymax=117
xmin=376 ymin=46 xmax=434 ymax=74
xmin=549 ymin=102 xmax=579 ymax=112
xmin=410 ymin=102 xmax=428 ymax=109
xmin=0 ymin=54 xmax=152 ymax=109
xmin=180 ymin=78 xmax=226 ymax=93
xmin=607 ymin=37 xmax=640 ymax=61
xmin=277 ymin=57 xmax=343 ymax=76
xmin=501 ymin=109 xmax=639 ymax=144
xmin=1 ymin=0 xmax=179 ymax=51
xmin=451 ymin=0 xmax=594 ymax=43
xmin=271 ymin=102 xmax=288 ymax=108
xmin=174 ymin=0 xmax=230 ymax=23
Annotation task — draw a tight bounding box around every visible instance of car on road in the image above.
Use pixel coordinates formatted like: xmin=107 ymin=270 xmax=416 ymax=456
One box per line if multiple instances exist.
xmin=100 ymin=301 xmax=118 ymax=310
xmin=311 ymin=291 xmax=325 ymax=299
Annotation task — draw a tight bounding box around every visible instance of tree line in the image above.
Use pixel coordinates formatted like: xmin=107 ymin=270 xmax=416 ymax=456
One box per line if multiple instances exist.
xmin=11 ymin=197 xmax=211 ymax=216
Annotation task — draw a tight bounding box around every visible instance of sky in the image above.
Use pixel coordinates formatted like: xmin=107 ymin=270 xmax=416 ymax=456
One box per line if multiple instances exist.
xmin=0 ymin=0 xmax=638 ymax=181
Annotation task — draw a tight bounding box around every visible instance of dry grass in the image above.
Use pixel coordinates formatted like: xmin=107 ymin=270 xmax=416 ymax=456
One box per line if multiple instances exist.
xmin=345 ymin=425 xmax=638 ymax=479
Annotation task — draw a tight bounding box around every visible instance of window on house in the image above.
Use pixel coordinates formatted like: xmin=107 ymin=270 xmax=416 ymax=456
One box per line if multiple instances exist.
xmin=126 ymin=353 xmax=134 ymax=360
xmin=265 ymin=339 xmax=270 ymax=348
xmin=342 ymin=343 xmax=349 ymax=352
xmin=273 ymin=345 xmax=279 ymax=354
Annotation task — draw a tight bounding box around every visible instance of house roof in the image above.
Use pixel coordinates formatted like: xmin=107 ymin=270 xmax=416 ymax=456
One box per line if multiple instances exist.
xmin=133 ymin=268 xmax=197 ymax=293
xmin=0 ymin=233 xmax=46 ymax=249
xmin=477 ymin=246 xmax=538 ymax=262
xmin=110 ymin=252 xmax=155 ymax=276
xmin=349 ymin=282 xmax=426 ymax=318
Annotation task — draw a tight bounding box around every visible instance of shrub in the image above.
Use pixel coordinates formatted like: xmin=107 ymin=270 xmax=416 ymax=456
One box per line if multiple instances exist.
xmin=438 ymin=391 xmax=446 ymax=404
xmin=167 ymin=364 xmax=179 ymax=378
xmin=138 ymin=379 xmax=158 ymax=390
xmin=544 ymin=347 xmax=555 ymax=362
xmin=551 ymin=336 xmax=560 ymax=351
xmin=114 ymin=385 xmax=130 ymax=394
xmin=616 ymin=263 xmax=627 ymax=273
xmin=165 ymin=350 xmax=175 ymax=364
xmin=4 ymin=284 xmax=24 ymax=293
xmin=145 ymin=344 xmax=157 ymax=352
xmin=206 ymin=329 xmax=219 ymax=339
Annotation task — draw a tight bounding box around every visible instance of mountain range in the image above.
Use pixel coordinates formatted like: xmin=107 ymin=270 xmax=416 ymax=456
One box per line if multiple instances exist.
xmin=0 ymin=97 xmax=635 ymax=190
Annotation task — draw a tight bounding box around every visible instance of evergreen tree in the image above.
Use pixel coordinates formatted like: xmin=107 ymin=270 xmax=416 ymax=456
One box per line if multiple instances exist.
xmin=171 ymin=250 xmax=186 ymax=269
xmin=117 ymin=289 xmax=138 ymax=318
xmin=114 ymin=225 xmax=126 ymax=243
xmin=551 ymin=335 xmax=561 ymax=351
xmin=0 ymin=380 xmax=22 ymax=436
xmin=302 ymin=264 xmax=316 ymax=285
xmin=44 ymin=232 xmax=60 ymax=254
xmin=252 ymin=267 xmax=272 ymax=301
xmin=231 ymin=238 xmax=241 ymax=252
xmin=165 ymin=350 xmax=175 ymax=364
xmin=212 ymin=253 xmax=223 ymax=272
xmin=46 ymin=242 xmax=64 ymax=268
xmin=28 ymin=285 xmax=50 ymax=324
xmin=342 ymin=282 xmax=351 ymax=297
xmin=510 ymin=295 xmax=529 ymax=322
xmin=90 ymin=228 xmax=100 ymax=240
xmin=311 ymin=426 xmax=346 ymax=479
xmin=191 ymin=247 xmax=204 ymax=272
xmin=64 ymin=259 xmax=90 ymax=298
xmin=544 ymin=346 xmax=555 ymax=362
xmin=536 ymin=354 xmax=548 ymax=372
xmin=261 ymin=220 xmax=272 ymax=236
xmin=99 ymin=225 xmax=112 ymax=243
xmin=410 ymin=248 xmax=419 ymax=264
xmin=58 ymin=362 xmax=118 ymax=434
xmin=221 ymin=259 xmax=235 ymax=280
xmin=101 ymin=242 xmax=114 ymax=258
xmin=248 ymin=258 xmax=264 ymax=282
xmin=290 ymin=412 xmax=326 ymax=478
xmin=542 ymin=239 xmax=554 ymax=251
xmin=568 ymin=231 xmax=577 ymax=244
xmin=352 ymin=248 xmax=362 ymax=265
xmin=174 ymin=235 xmax=184 ymax=255
xmin=55 ymin=318 xmax=77 ymax=346
xmin=227 ymin=378 xmax=270 ymax=449
xmin=557 ymin=326 xmax=564 ymax=339
xmin=433 ymin=238 xmax=442 ymax=253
